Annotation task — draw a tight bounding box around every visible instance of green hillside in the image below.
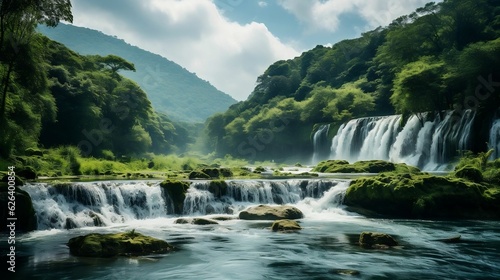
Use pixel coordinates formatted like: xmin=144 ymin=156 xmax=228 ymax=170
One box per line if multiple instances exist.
xmin=204 ymin=0 xmax=500 ymax=162
xmin=38 ymin=23 xmax=236 ymax=123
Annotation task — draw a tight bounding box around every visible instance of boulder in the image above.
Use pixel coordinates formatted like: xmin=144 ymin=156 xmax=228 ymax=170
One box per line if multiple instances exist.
xmin=67 ymin=230 xmax=173 ymax=257
xmin=89 ymin=211 xmax=105 ymax=227
xmin=0 ymin=182 xmax=37 ymax=232
xmin=159 ymin=180 xmax=190 ymax=214
xmin=188 ymin=171 xmax=210 ymax=180
xmin=344 ymin=173 xmax=497 ymax=219
xmin=359 ymin=232 xmax=398 ymax=248
xmin=174 ymin=217 xmax=218 ymax=225
xmin=239 ymin=205 xmax=304 ymax=220
xmin=271 ymin=219 xmax=301 ymax=232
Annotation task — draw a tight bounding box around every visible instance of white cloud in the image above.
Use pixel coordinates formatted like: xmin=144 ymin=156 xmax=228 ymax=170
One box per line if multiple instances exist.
xmin=278 ymin=0 xmax=438 ymax=32
xmin=70 ymin=0 xmax=299 ymax=101
xmin=258 ymin=1 xmax=268 ymax=8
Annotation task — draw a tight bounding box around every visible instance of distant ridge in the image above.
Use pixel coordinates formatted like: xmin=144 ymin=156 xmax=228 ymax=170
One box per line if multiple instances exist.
xmin=39 ymin=23 xmax=236 ymax=123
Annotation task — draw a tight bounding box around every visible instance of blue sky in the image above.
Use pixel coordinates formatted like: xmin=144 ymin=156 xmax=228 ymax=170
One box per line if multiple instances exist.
xmin=69 ymin=0 xmax=438 ymax=100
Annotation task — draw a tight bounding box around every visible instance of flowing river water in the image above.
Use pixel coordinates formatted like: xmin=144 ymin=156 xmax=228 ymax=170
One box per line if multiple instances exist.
xmin=2 ymin=179 xmax=500 ymax=279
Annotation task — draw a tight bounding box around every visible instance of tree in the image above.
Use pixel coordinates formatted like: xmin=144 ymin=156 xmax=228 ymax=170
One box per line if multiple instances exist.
xmin=96 ymin=55 xmax=136 ymax=74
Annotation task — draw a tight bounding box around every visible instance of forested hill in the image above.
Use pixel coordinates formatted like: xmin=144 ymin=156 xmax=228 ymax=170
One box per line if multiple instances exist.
xmin=39 ymin=23 xmax=236 ymax=123
xmin=205 ymin=0 xmax=500 ymax=162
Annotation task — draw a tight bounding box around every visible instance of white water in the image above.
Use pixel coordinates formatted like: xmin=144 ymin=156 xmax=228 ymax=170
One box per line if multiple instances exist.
xmin=311 ymin=124 xmax=330 ymax=164
xmin=490 ymin=118 xmax=500 ymax=159
xmin=324 ymin=110 xmax=483 ymax=170
xmin=21 ymin=179 xmax=351 ymax=230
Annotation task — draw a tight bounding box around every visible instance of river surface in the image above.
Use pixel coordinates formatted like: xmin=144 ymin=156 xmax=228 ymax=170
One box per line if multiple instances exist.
xmin=2 ymin=179 xmax=500 ymax=279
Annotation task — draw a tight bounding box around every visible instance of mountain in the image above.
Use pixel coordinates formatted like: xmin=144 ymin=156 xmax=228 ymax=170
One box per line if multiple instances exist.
xmin=38 ymin=23 xmax=236 ymax=123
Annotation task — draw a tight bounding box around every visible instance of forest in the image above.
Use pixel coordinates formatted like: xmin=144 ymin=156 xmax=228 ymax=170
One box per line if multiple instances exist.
xmin=0 ymin=0 xmax=193 ymax=162
xmin=204 ymin=0 xmax=500 ymax=162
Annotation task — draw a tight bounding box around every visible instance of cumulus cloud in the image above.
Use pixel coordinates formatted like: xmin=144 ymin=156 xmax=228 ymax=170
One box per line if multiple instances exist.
xmin=70 ymin=0 xmax=298 ymax=100
xmin=258 ymin=1 xmax=268 ymax=8
xmin=278 ymin=0 xmax=438 ymax=32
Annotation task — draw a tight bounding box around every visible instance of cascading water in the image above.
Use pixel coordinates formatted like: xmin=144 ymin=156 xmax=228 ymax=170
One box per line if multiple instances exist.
xmin=311 ymin=124 xmax=331 ymax=163
xmin=325 ymin=110 xmax=482 ymax=170
xmin=21 ymin=179 xmax=350 ymax=230
xmin=490 ymin=118 xmax=500 ymax=159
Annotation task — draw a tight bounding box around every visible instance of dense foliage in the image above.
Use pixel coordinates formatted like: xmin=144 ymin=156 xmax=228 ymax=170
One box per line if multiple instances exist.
xmin=204 ymin=0 xmax=500 ymax=162
xmin=0 ymin=1 xmax=192 ymax=158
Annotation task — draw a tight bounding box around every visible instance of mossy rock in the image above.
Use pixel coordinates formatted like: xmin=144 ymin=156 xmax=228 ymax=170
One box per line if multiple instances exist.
xmin=359 ymin=232 xmax=398 ymax=248
xmin=312 ymin=160 xmax=414 ymax=174
xmin=271 ymin=219 xmax=302 ymax=232
xmin=208 ymin=180 xmax=228 ymax=198
xmin=0 ymin=183 xmax=37 ymax=232
xmin=17 ymin=166 xmax=37 ymax=180
xmin=160 ymin=180 xmax=190 ymax=215
xmin=344 ymin=173 xmax=496 ymax=219
xmin=67 ymin=231 xmax=174 ymax=257
xmin=188 ymin=171 xmax=210 ymax=179
xmin=174 ymin=217 xmax=218 ymax=225
xmin=455 ymin=165 xmax=483 ymax=182
xmin=239 ymin=205 xmax=304 ymax=220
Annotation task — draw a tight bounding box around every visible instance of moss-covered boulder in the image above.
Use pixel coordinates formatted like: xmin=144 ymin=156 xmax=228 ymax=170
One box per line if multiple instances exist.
xmin=359 ymin=232 xmax=398 ymax=248
xmin=208 ymin=180 xmax=228 ymax=198
xmin=0 ymin=181 xmax=37 ymax=232
xmin=67 ymin=231 xmax=173 ymax=257
xmin=17 ymin=166 xmax=37 ymax=180
xmin=188 ymin=171 xmax=210 ymax=179
xmin=344 ymin=173 xmax=499 ymax=219
xmin=313 ymin=160 xmax=420 ymax=174
xmin=160 ymin=180 xmax=190 ymax=214
xmin=271 ymin=219 xmax=302 ymax=232
xmin=454 ymin=165 xmax=483 ymax=182
xmin=239 ymin=205 xmax=304 ymax=220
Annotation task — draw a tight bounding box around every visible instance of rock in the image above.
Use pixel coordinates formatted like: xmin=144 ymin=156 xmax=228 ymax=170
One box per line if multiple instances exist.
xmin=192 ymin=218 xmax=218 ymax=225
xmin=359 ymin=232 xmax=398 ymax=248
xmin=159 ymin=180 xmax=190 ymax=214
xmin=211 ymin=216 xmax=235 ymax=221
xmin=313 ymin=160 xmax=420 ymax=174
xmin=239 ymin=205 xmax=304 ymax=220
xmin=455 ymin=166 xmax=483 ymax=182
xmin=344 ymin=173 xmax=496 ymax=219
xmin=174 ymin=218 xmax=191 ymax=224
xmin=89 ymin=211 xmax=105 ymax=227
xmin=17 ymin=166 xmax=37 ymax=180
xmin=67 ymin=231 xmax=173 ymax=257
xmin=188 ymin=171 xmax=210 ymax=179
xmin=174 ymin=217 xmax=218 ymax=225
xmin=208 ymin=180 xmax=228 ymax=198
xmin=65 ymin=218 xmax=78 ymax=230
xmin=0 ymin=183 xmax=37 ymax=232
xmin=271 ymin=219 xmax=302 ymax=232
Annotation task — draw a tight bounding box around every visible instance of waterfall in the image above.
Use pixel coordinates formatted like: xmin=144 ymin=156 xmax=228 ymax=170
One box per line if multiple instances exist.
xmin=21 ymin=179 xmax=348 ymax=230
xmin=327 ymin=110 xmax=480 ymax=170
xmin=312 ymin=124 xmax=331 ymax=164
xmin=490 ymin=119 xmax=500 ymax=159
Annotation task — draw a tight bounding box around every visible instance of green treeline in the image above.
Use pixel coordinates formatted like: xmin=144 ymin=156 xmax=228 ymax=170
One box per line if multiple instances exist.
xmin=204 ymin=0 xmax=500 ymax=162
xmin=0 ymin=0 xmax=193 ymax=159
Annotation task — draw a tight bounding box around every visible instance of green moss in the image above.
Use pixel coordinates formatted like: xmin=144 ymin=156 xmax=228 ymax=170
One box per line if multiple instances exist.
xmin=455 ymin=165 xmax=483 ymax=182
xmin=0 ymin=183 xmax=37 ymax=232
xmin=313 ymin=160 xmax=418 ymax=174
xmin=160 ymin=180 xmax=190 ymax=214
xmin=345 ymin=173 xmax=495 ymax=219
xmin=208 ymin=180 xmax=228 ymax=198
xmin=67 ymin=231 xmax=174 ymax=257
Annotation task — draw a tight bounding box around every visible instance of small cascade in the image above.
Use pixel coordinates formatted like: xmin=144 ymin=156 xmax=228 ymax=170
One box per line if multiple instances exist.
xmin=22 ymin=181 xmax=170 ymax=230
xmin=22 ymin=179 xmax=349 ymax=230
xmin=490 ymin=118 xmax=500 ymax=159
xmin=311 ymin=124 xmax=331 ymax=164
xmin=327 ymin=110 xmax=480 ymax=170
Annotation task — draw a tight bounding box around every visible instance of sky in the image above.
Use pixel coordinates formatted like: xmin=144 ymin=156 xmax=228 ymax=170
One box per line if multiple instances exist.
xmin=69 ymin=0 xmax=438 ymax=101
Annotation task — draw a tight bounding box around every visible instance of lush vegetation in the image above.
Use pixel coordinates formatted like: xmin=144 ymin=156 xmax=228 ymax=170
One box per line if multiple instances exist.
xmin=0 ymin=1 xmax=200 ymax=162
xmin=204 ymin=0 xmax=500 ymax=162
xmin=38 ymin=23 xmax=236 ymax=123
